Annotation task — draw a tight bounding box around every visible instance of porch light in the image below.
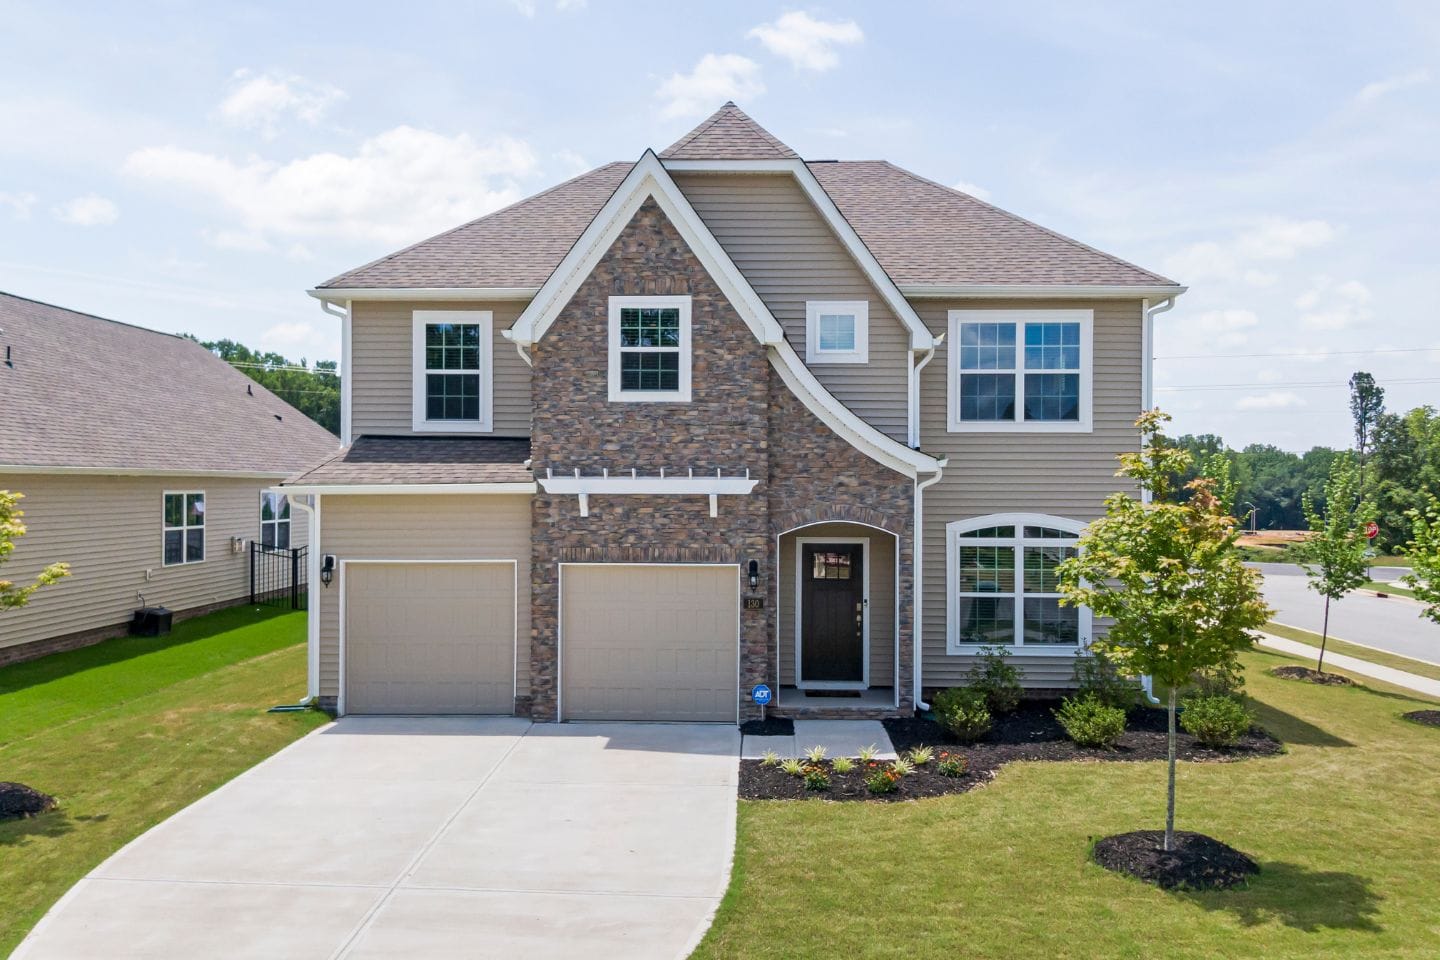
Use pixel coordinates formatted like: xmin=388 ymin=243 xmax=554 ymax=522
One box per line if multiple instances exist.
xmin=320 ymin=554 xmax=336 ymax=587
xmin=748 ymin=559 xmax=759 ymax=591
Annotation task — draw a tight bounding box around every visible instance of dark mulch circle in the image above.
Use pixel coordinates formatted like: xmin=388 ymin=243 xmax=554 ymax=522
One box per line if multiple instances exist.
xmin=1269 ymin=665 xmax=1356 ymax=686
xmin=0 ymin=782 xmax=58 ymax=821
xmin=1403 ymin=710 xmax=1440 ymax=727
xmin=739 ymin=716 xmax=794 ymax=736
xmin=1092 ymin=830 xmax=1259 ymax=890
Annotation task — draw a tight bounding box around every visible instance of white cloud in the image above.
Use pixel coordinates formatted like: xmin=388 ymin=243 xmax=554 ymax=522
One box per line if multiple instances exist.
xmin=0 ymin=191 xmax=36 ymax=219
xmin=1163 ymin=218 xmax=1337 ymax=286
xmin=951 ymin=179 xmax=991 ymax=201
xmin=52 ymin=194 xmax=119 ymax=226
xmin=219 ymin=68 xmax=345 ymax=138
xmin=257 ymin=320 xmax=336 ymax=359
xmin=124 ymin=125 xmax=538 ymax=247
xmin=1193 ymin=307 xmax=1261 ymax=347
xmin=1233 ymin=219 xmax=1337 ymax=260
xmin=1237 ymin=390 xmax=1305 ymax=410
xmin=552 ymin=149 xmax=590 ymax=177
xmin=656 ymin=54 xmax=765 ymax=120
xmin=509 ymin=0 xmax=584 ymax=15
xmin=1355 ymin=68 xmax=1431 ymax=104
xmin=748 ymin=12 xmax=863 ymax=72
xmin=1297 ymin=276 xmax=1372 ymax=330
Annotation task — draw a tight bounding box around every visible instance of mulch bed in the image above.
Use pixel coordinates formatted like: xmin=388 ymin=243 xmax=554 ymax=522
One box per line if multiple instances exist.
xmin=740 ymin=717 xmax=794 ymax=736
xmin=1403 ymin=710 xmax=1440 ymax=727
xmin=1092 ymin=830 xmax=1259 ymax=890
xmin=739 ymin=701 xmax=1280 ymax=802
xmin=0 ymin=782 xmax=57 ymax=821
xmin=1269 ymin=665 xmax=1356 ymax=686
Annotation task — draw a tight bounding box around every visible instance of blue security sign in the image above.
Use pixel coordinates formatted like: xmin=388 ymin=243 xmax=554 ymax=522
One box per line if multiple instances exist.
xmin=751 ymin=684 xmax=773 ymax=706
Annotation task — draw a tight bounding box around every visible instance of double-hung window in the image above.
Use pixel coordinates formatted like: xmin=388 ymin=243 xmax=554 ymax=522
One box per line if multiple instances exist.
xmin=163 ymin=492 xmax=205 ymax=566
xmin=946 ymin=515 xmax=1092 ymax=652
xmin=805 ymin=300 xmax=869 ymax=364
xmin=947 ymin=310 xmax=1092 ymax=431
xmin=607 ymin=295 xmax=692 ymax=402
xmin=412 ymin=310 xmax=493 ymax=432
xmin=260 ymin=492 xmax=290 ymax=549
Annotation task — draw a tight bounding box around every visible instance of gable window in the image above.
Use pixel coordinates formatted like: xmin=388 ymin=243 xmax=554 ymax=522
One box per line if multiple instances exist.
xmin=260 ymin=492 xmax=290 ymax=549
xmin=946 ymin=514 xmax=1092 ymax=653
xmin=412 ymin=310 xmax=493 ymax=432
xmin=947 ymin=310 xmax=1092 ymax=432
xmin=163 ymin=492 xmax=205 ymax=566
xmin=607 ymin=295 xmax=692 ymax=402
xmin=805 ymin=300 xmax=869 ymax=364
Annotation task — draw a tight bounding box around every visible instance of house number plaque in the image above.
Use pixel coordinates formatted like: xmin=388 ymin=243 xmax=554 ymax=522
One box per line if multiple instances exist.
xmin=743 ymin=596 xmax=765 ymax=610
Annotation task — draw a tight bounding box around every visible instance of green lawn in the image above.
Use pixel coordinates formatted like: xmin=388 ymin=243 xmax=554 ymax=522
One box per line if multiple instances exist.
xmin=0 ymin=607 xmax=327 ymax=955
xmin=1365 ymin=580 xmax=1419 ymax=601
xmin=695 ymin=649 xmax=1440 ymax=959
xmin=1265 ymin=621 xmax=1440 ymax=682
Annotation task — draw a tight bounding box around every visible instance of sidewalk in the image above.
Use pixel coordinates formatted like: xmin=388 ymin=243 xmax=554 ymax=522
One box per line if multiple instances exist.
xmin=1257 ymin=632 xmax=1440 ymax=700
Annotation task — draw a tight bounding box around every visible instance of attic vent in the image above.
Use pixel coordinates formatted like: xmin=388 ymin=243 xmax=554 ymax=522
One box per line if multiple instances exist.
xmin=247 ymin=383 xmax=253 ymax=396
xmin=274 ymin=414 xmax=283 ymax=421
xmin=4 ymin=344 xmax=11 ymax=368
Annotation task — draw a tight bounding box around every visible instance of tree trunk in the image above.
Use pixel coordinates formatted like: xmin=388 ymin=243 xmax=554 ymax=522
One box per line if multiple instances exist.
xmin=1318 ymin=595 xmax=1331 ymax=673
xmin=1165 ymin=685 xmax=1177 ymax=852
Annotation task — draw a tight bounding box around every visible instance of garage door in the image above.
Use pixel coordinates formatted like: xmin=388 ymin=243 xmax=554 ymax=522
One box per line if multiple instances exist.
xmin=345 ymin=562 xmax=515 ymax=714
xmin=561 ymin=565 xmax=737 ymax=722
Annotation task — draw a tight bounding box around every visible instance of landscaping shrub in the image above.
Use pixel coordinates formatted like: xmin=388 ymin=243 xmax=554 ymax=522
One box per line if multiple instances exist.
xmin=802 ymin=764 xmax=830 ymax=791
xmin=936 ymin=752 xmax=968 ymax=777
xmin=831 ymin=757 xmax=855 ymax=774
xmin=932 ymin=687 xmax=993 ymax=743
xmin=906 ymin=745 xmax=934 ymax=766
xmin=1073 ymin=650 xmax=1140 ymax=711
xmin=779 ymin=758 xmax=805 ymax=777
xmin=1055 ymin=694 xmax=1128 ymax=748
xmin=1191 ymin=657 xmax=1246 ymax=701
xmin=965 ymin=645 xmax=1022 ymax=714
xmin=865 ymin=763 xmax=901 ymax=794
xmin=1180 ymin=694 xmax=1253 ymax=747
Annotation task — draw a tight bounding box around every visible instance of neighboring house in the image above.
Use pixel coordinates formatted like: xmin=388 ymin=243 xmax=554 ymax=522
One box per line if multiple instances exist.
xmin=285 ymin=103 xmax=1184 ymax=722
xmin=0 ymin=292 xmax=340 ymax=665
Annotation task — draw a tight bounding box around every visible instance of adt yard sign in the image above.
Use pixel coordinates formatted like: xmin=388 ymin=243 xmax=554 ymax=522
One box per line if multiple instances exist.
xmin=751 ymin=684 xmax=772 ymax=706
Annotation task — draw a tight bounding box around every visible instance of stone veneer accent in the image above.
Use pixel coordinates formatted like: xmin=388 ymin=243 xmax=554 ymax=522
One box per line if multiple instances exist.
xmin=528 ymin=196 xmax=914 ymax=721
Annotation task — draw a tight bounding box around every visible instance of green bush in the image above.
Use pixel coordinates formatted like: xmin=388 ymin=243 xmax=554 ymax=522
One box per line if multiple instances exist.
xmin=1180 ymin=694 xmax=1253 ymax=747
xmin=932 ymin=687 xmax=993 ymax=743
xmin=1190 ymin=656 xmax=1247 ymax=701
xmin=1073 ymin=650 xmax=1140 ymax=711
xmin=936 ymin=752 xmax=968 ymax=777
xmin=1055 ymin=694 xmax=1128 ymax=748
xmin=966 ymin=645 xmax=1022 ymax=714
xmin=802 ymin=763 xmax=831 ymax=791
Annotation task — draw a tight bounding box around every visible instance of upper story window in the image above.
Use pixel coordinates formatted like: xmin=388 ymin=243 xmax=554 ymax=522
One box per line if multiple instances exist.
xmin=946 ymin=309 xmax=1093 ymax=432
xmin=805 ymin=300 xmax=869 ymax=364
xmin=163 ymin=492 xmax=205 ymax=566
xmin=412 ymin=310 xmax=493 ymax=432
xmin=607 ymin=295 xmax=692 ymax=403
xmin=260 ymin=492 xmax=290 ymax=549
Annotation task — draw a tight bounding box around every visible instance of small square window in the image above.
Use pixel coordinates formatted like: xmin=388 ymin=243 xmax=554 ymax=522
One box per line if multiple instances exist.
xmin=806 ymin=301 xmax=868 ymax=364
xmin=608 ymin=297 xmax=692 ymax=402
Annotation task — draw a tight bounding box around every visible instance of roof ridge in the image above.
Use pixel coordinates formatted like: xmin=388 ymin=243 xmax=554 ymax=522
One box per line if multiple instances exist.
xmin=0 ymin=290 xmax=186 ymax=341
xmin=872 ymin=161 xmax=1175 ymax=286
xmin=660 ymin=106 xmax=730 ymax=158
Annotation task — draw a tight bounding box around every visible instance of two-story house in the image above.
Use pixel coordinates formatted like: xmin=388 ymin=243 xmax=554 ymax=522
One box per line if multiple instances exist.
xmin=281 ymin=103 xmax=1184 ymax=723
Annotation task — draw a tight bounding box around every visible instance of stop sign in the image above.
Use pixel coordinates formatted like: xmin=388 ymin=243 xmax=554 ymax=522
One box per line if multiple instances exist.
xmin=1365 ymin=521 xmax=1379 ymax=540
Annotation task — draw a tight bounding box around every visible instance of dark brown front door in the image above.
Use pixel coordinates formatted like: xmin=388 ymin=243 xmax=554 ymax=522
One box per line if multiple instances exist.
xmin=800 ymin=543 xmax=864 ymax=683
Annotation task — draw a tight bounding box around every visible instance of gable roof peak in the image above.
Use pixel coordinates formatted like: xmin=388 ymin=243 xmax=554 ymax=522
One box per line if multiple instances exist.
xmin=659 ymin=103 xmax=799 ymax=161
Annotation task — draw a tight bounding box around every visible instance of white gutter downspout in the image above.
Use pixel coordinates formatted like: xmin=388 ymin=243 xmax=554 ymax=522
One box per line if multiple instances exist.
xmin=501 ymin=328 xmax=533 ymax=367
xmin=912 ymin=460 xmax=947 ymax=712
xmin=1138 ymin=296 xmax=1175 ymax=705
xmin=285 ymin=493 xmax=321 ymax=702
xmin=909 ymin=334 xmax=943 ymax=448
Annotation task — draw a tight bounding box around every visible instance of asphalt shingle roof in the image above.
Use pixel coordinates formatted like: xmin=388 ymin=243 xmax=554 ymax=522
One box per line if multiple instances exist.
xmin=659 ymin=102 xmax=800 ymax=160
xmin=0 ymin=292 xmax=340 ymax=475
xmin=283 ymin=436 xmax=532 ymax=486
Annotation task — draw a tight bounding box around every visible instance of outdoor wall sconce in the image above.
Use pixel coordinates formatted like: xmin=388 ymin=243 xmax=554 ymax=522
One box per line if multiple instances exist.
xmin=320 ymin=554 xmax=336 ymax=587
xmin=748 ymin=559 xmax=760 ymax=591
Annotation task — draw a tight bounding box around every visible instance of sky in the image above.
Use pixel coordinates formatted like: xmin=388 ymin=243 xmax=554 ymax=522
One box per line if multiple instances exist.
xmin=2 ymin=0 xmax=1436 ymax=451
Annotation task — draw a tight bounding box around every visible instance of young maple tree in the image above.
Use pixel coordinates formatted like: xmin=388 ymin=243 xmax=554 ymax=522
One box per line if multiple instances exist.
xmin=1058 ymin=411 xmax=1270 ymax=852
xmin=1291 ymin=457 xmax=1376 ymax=672
xmin=1401 ymin=496 xmax=1440 ymax=627
xmin=1 ymin=490 xmax=70 ymax=610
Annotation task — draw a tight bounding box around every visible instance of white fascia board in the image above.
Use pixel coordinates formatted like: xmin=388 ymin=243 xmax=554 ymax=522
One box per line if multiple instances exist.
xmin=767 ymin=342 xmax=943 ymax=479
xmin=663 ymin=158 xmax=937 ymax=352
xmin=0 ymin=464 xmax=291 ymax=479
xmin=509 ymin=151 xmax=784 ymax=347
xmin=278 ymin=482 xmax=537 ymax=496
xmin=538 ymin=476 xmax=758 ymax=495
xmin=308 ymin=287 xmax=539 ymax=304
xmin=899 ymin=284 xmax=1188 ymax=300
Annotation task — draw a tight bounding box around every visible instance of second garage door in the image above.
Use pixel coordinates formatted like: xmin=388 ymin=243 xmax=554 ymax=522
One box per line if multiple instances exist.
xmin=561 ymin=565 xmax=738 ymax=722
xmin=345 ymin=562 xmax=515 ymax=714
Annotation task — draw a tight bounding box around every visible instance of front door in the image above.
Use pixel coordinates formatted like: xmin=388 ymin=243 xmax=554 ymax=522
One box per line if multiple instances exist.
xmin=800 ymin=543 xmax=864 ymax=684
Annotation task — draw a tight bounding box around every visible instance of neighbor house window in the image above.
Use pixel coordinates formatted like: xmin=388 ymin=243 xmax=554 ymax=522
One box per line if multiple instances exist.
xmin=947 ymin=310 xmax=1092 ymax=432
xmin=607 ymin=295 xmax=692 ymax=402
xmin=411 ymin=310 xmax=493 ymax=432
xmin=260 ymin=492 xmax=290 ymax=548
xmin=805 ymin=300 xmax=869 ymax=364
xmin=163 ymin=492 xmax=205 ymax=566
xmin=946 ymin=515 xmax=1092 ymax=652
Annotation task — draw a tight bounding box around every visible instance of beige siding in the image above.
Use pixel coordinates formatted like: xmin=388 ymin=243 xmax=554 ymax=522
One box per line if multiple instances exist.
xmin=350 ymin=299 xmax=532 ymax=437
xmin=916 ymin=299 xmax=1144 ymax=687
xmin=778 ymin=523 xmax=896 ymax=687
xmin=317 ymin=493 xmax=531 ymax=701
xmin=0 ymin=474 xmax=305 ymax=651
xmin=672 ymin=172 xmax=911 ymax=441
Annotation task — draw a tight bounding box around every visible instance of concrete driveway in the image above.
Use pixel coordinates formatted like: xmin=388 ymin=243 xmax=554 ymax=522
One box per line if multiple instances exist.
xmin=14 ymin=717 xmax=740 ymax=960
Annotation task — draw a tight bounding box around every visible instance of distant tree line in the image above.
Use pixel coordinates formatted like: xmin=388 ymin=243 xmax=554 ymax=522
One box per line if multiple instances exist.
xmin=182 ymin=335 xmax=341 ymax=436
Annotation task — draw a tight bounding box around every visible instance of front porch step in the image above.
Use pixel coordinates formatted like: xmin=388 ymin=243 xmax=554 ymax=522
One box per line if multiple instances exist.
xmin=769 ymin=705 xmax=900 ymax=720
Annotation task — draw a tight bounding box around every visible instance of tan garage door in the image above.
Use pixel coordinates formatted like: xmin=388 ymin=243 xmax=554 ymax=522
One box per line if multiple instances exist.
xmin=561 ymin=565 xmax=738 ymax=722
xmin=345 ymin=562 xmax=515 ymax=714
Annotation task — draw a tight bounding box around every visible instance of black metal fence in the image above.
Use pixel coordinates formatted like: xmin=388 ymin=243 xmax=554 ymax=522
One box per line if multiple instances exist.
xmin=250 ymin=542 xmax=308 ymax=610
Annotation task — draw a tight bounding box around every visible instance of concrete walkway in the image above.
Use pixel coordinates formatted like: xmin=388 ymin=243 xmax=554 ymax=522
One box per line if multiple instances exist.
xmin=1258 ymin=632 xmax=1440 ymax=700
xmin=14 ymin=718 xmax=739 ymax=960
xmin=741 ymin=718 xmax=897 ymax=760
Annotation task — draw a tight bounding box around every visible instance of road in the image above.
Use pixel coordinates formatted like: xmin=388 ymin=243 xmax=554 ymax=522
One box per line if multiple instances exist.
xmin=1251 ymin=562 xmax=1440 ymax=666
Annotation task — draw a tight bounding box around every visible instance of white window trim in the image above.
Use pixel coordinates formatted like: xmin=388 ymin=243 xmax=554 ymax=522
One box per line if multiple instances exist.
xmin=946 ymin=309 xmax=1093 ymax=433
xmin=607 ymin=295 xmax=692 ymax=403
xmin=945 ymin=513 xmax=1092 ymax=656
xmin=162 ymin=490 xmax=206 ymax=567
xmin=411 ymin=310 xmax=494 ymax=433
xmin=805 ymin=300 xmax=869 ymax=364
xmin=260 ymin=491 xmax=291 ymax=549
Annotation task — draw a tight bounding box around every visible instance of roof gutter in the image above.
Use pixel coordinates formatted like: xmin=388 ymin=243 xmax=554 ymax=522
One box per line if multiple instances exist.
xmin=308 ymin=287 xmax=539 ymax=305
xmin=277 ymin=482 xmax=538 ymax=496
xmin=899 ymin=284 xmax=1188 ymax=300
xmin=0 ymin=464 xmax=293 ymax=479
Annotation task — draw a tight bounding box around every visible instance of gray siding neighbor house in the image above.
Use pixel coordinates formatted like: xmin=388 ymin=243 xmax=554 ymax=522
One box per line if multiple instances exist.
xmin=285 ymin=103 xmax=1185 ymax=722
xmin=0 ymin=293 xmax=340 ymax=664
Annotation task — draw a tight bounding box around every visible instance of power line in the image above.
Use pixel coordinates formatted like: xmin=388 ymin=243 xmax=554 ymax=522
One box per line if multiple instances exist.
xmin=1157 ymin=346 xmax=1440 ymax=361
xmin=227 ymin=360 xmax=339 ymax=374
xmin=1157 ymin=376 xmax=1440 ymax=392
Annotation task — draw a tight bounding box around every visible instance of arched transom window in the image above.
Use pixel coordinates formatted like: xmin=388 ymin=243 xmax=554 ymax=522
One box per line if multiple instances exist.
xmin=946 ymin=514 xmax=1092 ymax=653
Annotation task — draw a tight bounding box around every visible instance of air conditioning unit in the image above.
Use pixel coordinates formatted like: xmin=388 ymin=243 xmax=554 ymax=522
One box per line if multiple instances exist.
xmin=131 ymin=606 xmax=173 ymax=637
